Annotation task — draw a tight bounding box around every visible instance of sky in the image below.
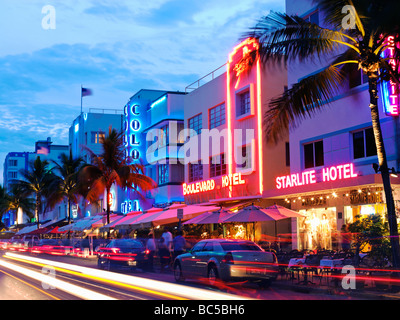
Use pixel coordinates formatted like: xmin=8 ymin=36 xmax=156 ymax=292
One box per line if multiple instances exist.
xmin=0 ymin=0 xmax=285 ymax=184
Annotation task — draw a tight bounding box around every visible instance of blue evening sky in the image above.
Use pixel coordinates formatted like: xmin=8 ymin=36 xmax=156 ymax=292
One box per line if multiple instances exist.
xmin=0 ymin=0 xmax=285 ymax=183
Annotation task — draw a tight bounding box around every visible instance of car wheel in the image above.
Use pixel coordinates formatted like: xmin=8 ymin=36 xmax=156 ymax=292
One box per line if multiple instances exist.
xmin=97 ymin=259 xmax=103 ymax=269
xmin=208 ymin=265 xmax=219 ymax=287
xmin=174 ymin=262 xmax=184 ymax=282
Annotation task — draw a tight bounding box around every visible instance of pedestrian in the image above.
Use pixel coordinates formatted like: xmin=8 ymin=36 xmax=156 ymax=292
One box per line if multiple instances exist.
xmin=161 ymin=227 xmax=173 ymax=252
xmin=146 ymin=231 xmax=156 ymax=272
xmin=173 ymin=230 xmax=186 ymax=259
xmin=158 ymin=237 xmax=170 ymax=272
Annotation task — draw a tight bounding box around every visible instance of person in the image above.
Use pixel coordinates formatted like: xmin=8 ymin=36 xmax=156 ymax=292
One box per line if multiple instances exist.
xmin=173 ymin=230 xmax=186 ymax=259
xmin=158 ymin=237 xmax=170 ymax=272
xmin=146 ymin=231 xmax=156 ymax=272
xmin=161 ymin=227 xmax=173 ymax=252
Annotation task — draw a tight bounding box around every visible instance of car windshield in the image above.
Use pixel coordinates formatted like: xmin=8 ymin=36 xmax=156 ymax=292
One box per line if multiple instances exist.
xmin=108 ymin=240 xmax=143 ymax=249
xmin=220 ymin=242 xmax=262 ymax=251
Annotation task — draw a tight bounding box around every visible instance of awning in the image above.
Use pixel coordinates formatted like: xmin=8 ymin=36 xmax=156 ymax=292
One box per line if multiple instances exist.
xmin=99 ymin=211 xmax=142 ymax=232
xmin=91 ymin=214 xmax=121 ymax=229
xmin=58 ymin=215 xmax=104 ymax=232
xmin=122 ymin=204 xmax=220 ymax=230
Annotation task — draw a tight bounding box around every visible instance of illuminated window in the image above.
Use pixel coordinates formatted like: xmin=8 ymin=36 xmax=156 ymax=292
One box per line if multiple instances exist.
xmin=189 ymin=163 xmax=203 ymax=182
xmin=209 ymin=103 xmax=226 ymax=129
xmin=159 ymin=124 xmax=169 ymax=147
xmin=238 ymin=91 xmax=251 ymax=116
xmin=158 ymin=162 xmax=169 ymax=184
xmin=91 ymin=131 xmax=105 ymax=144
xmin=353 ymin=128 xmax=377 ymax=159
xmin=304 ymin=140 xmax=324 ymax=169
xmin=210 ymin=153 xmax=226 ymax=177
xmin=188 ymin=113 xmax=202 ymax=136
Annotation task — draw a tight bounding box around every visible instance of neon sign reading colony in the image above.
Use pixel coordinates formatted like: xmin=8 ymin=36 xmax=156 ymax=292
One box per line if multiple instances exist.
xmin=183 ymin=173 xmax=246 ymax=196
xmin=276 ymin=163 xmax=358 ymax=189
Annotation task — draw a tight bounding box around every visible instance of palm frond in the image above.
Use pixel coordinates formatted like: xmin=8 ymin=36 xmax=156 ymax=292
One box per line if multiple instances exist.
xmin=245 ymin=11 xmax=358 ymax=65
xmin=264 ymin=63 xmax=346 ymax=144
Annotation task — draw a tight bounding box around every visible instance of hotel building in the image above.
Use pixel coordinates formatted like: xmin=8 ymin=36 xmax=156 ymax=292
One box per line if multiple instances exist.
xmin=182 ymin=38 xmax=289 ymax=241
xmin=262 ymin=0 xmax=400 ymax=251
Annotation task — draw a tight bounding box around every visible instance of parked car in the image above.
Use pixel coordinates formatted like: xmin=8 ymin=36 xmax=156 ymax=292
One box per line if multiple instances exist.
xmin=97 ymin=239 xmax=148 ymax=271
xmin=173 ymin=239 xmax=279 ymax=288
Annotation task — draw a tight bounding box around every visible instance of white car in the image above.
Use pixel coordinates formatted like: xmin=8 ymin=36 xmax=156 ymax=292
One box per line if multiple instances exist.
xmin=173 ymin=239 xmax=279 ymax=288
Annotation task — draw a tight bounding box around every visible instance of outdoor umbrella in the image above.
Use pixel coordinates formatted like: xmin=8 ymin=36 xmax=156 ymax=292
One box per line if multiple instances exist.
xmin=222 ymin=205 xmax=291 ymax=244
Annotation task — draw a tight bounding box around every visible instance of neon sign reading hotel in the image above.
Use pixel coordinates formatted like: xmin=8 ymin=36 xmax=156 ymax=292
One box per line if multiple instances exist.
xmin=381 ymin=35 xmax=399 ymax=116
xmin=275 ymin=163 xmax=358 ymax=189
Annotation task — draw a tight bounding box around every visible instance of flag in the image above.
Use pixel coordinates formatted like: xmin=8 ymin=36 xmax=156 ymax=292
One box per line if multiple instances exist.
xmin=82 ymin=87 xmax=93 ymax=97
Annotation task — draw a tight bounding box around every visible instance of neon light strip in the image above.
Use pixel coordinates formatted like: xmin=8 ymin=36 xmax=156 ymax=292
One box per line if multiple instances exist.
xmin=226 ymin=59 xmax=233 ymax=197
xmin=256 ymin=58 xmax=263 ymax=195
xmin=149 ymin=95 xmax=167 ymax=109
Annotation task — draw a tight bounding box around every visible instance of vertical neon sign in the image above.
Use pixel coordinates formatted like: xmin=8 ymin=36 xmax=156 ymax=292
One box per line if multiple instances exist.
xmin=227 ymin=38 xmax=263 ymax=196
xmin=381 ymin=35 xmax=399 ymax=116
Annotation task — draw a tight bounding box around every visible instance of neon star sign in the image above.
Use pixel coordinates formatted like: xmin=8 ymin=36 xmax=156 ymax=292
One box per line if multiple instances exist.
xmin=276 ymin=163 xmax=358 ymax=189
xmin=381 ymin=35 xmax=399 ymax=116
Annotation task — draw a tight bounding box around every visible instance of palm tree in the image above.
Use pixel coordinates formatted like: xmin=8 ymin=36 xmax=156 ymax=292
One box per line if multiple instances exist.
xmin=79 ymin=126 xmax=156 ymax=227
xmin=245 ymin=0 xmax=400 ymax=267
xmin=16 ymin=156 xmax=56 ymax=229
xmin=0 ymin=185 xmax=10 ymax=223
xmin=7 ymin=184 xmax=35 ymax=224
xmin=47 ymin=151 xmax=85 ymax=225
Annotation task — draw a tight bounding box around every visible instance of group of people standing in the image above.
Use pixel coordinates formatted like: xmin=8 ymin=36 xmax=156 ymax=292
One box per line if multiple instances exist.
xmin=145 ymin=227 xmax=186 ymax=272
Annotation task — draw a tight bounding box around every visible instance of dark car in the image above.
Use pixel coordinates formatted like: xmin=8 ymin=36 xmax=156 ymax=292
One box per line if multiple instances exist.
xmin=97 ymin=239 xmax=148 ymax=271
xmin=173 ymin=239 xmax=279 ymax=288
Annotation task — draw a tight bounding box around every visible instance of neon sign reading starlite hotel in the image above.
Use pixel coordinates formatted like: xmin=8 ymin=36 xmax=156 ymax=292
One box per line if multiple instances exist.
xmin=381 ymin=35 xmax=399 ymax=116
xmin=275 ymin=163 xmax=358 ymax=189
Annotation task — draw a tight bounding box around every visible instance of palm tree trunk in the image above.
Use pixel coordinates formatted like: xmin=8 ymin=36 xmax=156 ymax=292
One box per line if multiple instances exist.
xmin=35 ymin=193 xmax=40 ymax=229
xmin=106 ymin=187 xmax=111 ymax=238
xmin=369 ymin=76 xmax=400 ymax=269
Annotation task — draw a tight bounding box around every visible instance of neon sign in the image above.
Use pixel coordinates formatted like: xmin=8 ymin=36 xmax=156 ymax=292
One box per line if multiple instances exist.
xmin=183 ymin=173 xmax=246 ymax=196
xmin=121 ymin=200 xmax=140 ymax=214
xmin=381 ymin=35 xmax=399 ymax=116
xmin=276 ymin=163 xmax=358 ymax=189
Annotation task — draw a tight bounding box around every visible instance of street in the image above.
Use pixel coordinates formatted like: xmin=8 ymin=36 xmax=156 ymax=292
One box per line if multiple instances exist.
xmin=0 ymin=250 xmax=361 ymax=301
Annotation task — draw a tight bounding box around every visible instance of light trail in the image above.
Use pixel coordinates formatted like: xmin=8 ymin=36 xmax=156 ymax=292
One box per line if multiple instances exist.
xmin=4 ymin=252 xmax=251 ymax=300
xmin=0 ymin=257 xmax=115 ymax=300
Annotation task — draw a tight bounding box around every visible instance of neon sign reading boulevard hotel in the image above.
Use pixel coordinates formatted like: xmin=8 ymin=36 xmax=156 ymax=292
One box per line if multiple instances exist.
xmin=183 ymin=173 xmax=246 ymax=196
xmin=275 ymin=163 xmax=358 ymax=189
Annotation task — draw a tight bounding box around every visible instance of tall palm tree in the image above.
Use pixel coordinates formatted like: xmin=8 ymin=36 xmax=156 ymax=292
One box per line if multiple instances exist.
xmin=245 ymin=0 xmax=400 ymax=267
xmin=17 ymin=156 xmax=56 ymax=229
xmin=79 ymin=127 xmax=156 ymax=226
xmin=47 ymin=151 xmax=85 ymax=225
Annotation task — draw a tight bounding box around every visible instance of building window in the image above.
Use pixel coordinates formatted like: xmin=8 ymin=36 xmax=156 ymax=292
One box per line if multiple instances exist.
xmin=238 ymin=91 xmax=251 ymax=116
xmin=158 ymin=163 xmax=169 ymax=184
xmin=159 ymin=124 xmax=169 ymax=147
xmin=189 ymin=163 xmax=203 ymax=182
xmin=210 ymin=153 xmax=226 ymax=178
xmin=304 ymin=140 xmax=324 ymax=169
xmin=8 ymin=159 xmax=17 ymax=167
xmin=209 ymin=103 xmax=226 ymax=129
xmin=188 ymin=113 xmax=202 ymax=136
xmin=285 ymin=142 xmax=290 ymax=167
xmin=8 ymin=172 xmax=17 ymax=179
xmin=91 ymin=131 xmax=105 ymax=144
xmin=349 ymin=63 xmax=368 ymax=89
xmin=353 ymin=128 xmax=377 ymax=159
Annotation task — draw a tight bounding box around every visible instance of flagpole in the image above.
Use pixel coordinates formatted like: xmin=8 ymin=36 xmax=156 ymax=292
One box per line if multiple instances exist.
xmin=80 ymin=84 xmax=83 ymax=114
